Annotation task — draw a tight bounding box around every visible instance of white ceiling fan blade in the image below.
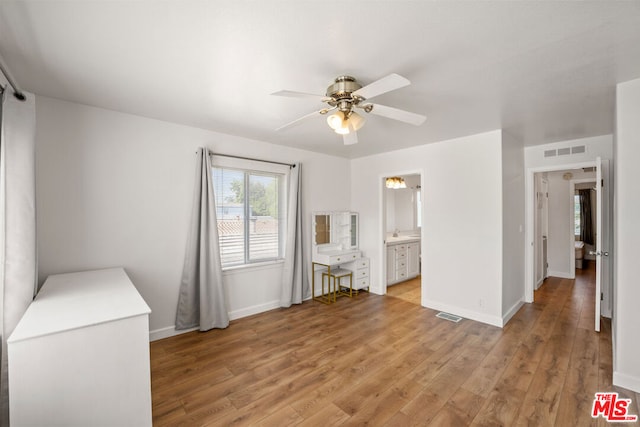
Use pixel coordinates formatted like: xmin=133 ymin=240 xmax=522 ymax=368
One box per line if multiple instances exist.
xmin=352 ymin=73 xmax=410 ymax=100
xmin=271 ymin=90 xmax=330 ymax=102
xmin=367 ymin=103 xmax=426 ymax=126
xmin=343 ymin=123 xmax=358 ymax=145
xmin=276 ymin=109 xmax=324 ymax=131
xmin=343 ymin=131 xmax=358 ymax=145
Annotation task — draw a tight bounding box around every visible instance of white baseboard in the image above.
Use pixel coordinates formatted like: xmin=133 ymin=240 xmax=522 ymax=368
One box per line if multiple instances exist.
xmin=547 ymin=270 xmax=574 ymax=279
xmin=502 ymin=300 xmax=525 ymax=327
xmin=422 ymin=298 xmax=503 ymax=328
xmin=228 ymin=299 xmax=281 ymax=321
xmin=613 ymin=371 xmax=640 ymax=393
xmin=149 ymin=325 xmax=198 ymax=342
xmin=149 ymin=299 xmax=282 ymax=342
xmin=535 ymin=277 xmax=544 ymax=290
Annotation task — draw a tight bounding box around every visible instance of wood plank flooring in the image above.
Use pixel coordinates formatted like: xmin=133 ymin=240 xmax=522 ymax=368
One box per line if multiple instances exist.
xmin=150 ymin=262 xmax=639 ymax=426
xmin=386 ymin=277 xmax=421 ymax=305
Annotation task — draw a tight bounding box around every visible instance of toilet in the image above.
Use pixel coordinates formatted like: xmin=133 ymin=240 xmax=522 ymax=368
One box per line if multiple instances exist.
xmin=575 ymin=241 xmax=585 ymax=269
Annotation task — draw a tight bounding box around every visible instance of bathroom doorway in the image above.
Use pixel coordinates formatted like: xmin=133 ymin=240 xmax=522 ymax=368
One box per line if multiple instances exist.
xmin=381 ymin=172 xmax=423 ymax=305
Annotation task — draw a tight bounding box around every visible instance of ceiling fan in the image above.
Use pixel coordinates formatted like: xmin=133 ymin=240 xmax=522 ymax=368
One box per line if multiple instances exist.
xmin=272 ymin=73 xmax=427 ymax=145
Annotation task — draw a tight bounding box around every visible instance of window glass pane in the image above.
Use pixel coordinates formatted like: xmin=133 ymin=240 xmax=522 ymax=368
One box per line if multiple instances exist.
xmin=214 ymin=168 xmax=245 ymax=266
xmin=248 ymin=173 xmax=279 ymax=261
xmin=574 ymin=194 xmax=581 ymax=235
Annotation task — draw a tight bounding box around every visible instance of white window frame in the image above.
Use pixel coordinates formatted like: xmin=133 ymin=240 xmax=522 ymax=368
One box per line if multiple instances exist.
xmin=210 ymin=155 xmax=289 ymax=269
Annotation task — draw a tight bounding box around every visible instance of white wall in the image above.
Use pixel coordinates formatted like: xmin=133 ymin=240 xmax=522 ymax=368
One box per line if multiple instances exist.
xmin=614 ymin=78 xmax=640 ymax=393
xmin=501 ymin=132 xmax=525 ymax=322
xmin=525 ymin=135 xmax=613 ymax=169
xmin=546 ymin=171 xmax=572 ymax=277
xmin=385 ymin=188 xmax=395 ymax=233
xmin=351 ymin=130 xmax=505 ymax=326
xmin=35 ymin=96 xmax=351 ymax=339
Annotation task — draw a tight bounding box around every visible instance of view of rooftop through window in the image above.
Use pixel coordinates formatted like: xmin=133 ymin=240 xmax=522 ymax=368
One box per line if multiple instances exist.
xmin=213 ymin=167 xmax=282 ymax=267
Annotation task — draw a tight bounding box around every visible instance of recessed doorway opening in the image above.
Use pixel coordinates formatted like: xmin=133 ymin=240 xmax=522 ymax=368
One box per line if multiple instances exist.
xmin=381 ymin=172 xmax=423 ymax=306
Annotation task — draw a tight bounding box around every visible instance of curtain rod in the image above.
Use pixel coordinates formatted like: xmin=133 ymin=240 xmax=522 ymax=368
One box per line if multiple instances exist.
xmin=0 ymin=53 xmax=26 ymax=101
xmin=207 ymin=152 xmax=295 ymax=168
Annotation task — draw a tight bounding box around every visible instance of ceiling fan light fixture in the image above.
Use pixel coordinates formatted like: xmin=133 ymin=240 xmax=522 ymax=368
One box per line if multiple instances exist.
xmin=349 ymin=111 xmax=366 ymax=131
xmin=274 ymin=73 xmax=426 ymax=145
xmin=327 ymin=110 xmax=365 ymax=135
xmin=326 ymin=111 xmax=345 ymax=130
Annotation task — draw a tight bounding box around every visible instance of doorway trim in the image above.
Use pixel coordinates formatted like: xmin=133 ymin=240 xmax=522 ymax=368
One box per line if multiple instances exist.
xmin=378 ymin=168 xmax=425 ymax=298
xmin=525 ymin=160 xmax=597 ymax=303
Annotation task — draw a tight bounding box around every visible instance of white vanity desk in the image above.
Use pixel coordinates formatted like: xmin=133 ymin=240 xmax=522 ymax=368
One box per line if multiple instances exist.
xmin=312 ymin=212 xmax=370 ymax=302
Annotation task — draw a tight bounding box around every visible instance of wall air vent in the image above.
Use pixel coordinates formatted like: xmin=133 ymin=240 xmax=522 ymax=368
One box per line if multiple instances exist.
xmin=544 ymin=145 xmax=587 ymax=160
xmin=571 ymin=145 xmax=586 ymax=154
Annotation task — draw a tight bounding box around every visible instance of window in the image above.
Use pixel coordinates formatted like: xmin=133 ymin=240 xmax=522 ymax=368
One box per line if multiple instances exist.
xmin=574 ymin=194 xmax=581 ymax=236
xmin=211 ymin=156 xmax=288 ymax=268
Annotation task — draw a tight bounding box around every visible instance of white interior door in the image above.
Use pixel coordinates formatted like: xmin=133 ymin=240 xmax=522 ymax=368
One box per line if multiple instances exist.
xmin=600 ymin=160 xmax=612 ymax=318
xmin=542 ymin=178 xmax=549 ymax=280
xmin=595 ymin=157 xmax=602 ymax=332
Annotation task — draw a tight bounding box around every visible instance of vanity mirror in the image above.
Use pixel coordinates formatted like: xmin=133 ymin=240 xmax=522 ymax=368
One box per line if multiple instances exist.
xmin=314 ymin=214 xmax=331 ymax=245
xmin=312 ymin=211 xmax=358 ymax=249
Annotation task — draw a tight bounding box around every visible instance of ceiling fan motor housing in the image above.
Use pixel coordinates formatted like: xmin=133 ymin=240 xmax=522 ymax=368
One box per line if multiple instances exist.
xmin=326 ymin=76 xmax=363 ymax=111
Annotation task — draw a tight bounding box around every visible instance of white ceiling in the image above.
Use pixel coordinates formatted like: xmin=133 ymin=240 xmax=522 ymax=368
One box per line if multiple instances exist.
xmin=1 ymin=1 xmax=639 ymax=159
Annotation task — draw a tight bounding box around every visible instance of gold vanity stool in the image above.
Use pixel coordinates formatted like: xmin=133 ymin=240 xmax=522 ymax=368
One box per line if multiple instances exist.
xmin=322 ymin=268 xmax=354 ymax=301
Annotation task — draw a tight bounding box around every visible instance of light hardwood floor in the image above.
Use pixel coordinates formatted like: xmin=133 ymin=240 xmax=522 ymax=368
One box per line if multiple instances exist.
xmin=150 ymin=262 xmax=639 ymax=426
xmin=386 ymin=276 xmax=421 ymax=306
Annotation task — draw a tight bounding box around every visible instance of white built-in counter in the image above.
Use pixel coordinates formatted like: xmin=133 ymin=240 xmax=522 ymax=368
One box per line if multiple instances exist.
xmin=386 ymin=236 xmax=421 ymax=285
xmin=8 ymin=268 xmax=152 ymax=427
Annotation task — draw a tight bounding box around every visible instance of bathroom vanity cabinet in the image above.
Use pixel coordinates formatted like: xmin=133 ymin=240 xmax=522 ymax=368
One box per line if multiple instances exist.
xmin=387 ymin=239 xmax=420 ymax=285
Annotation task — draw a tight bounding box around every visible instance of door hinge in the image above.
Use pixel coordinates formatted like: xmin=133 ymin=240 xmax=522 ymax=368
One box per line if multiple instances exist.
xmin=601 ymin=292 xmax=604 ymax=301
xmin=601 ymin=179 xmax=604 ymax=187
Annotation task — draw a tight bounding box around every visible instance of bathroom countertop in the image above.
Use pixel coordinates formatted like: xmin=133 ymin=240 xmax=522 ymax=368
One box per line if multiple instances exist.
xmin=386 ymin=235 xmax=421 ymax=244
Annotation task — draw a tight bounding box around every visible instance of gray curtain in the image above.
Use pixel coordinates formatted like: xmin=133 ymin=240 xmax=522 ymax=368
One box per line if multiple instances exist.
xmin=176 ymin=147 xmax=229 ymax=331
xmin=0 ymin=88 xmax=37 ymax=425
xmin=579 ymin=189 xmax=594 ymax=245
xmin=280 ymin=163 xmax=306 ymax=307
